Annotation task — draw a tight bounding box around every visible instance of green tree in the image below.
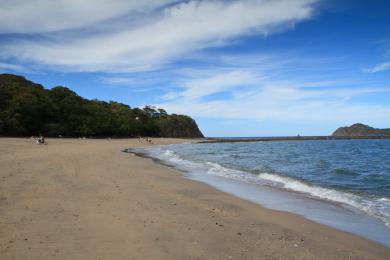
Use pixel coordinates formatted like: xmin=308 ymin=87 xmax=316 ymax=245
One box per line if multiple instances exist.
xmin=0 ymin=74 xmax=204 ymax=138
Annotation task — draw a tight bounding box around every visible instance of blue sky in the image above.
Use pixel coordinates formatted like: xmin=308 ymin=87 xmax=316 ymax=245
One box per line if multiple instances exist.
xmin=0 ymin=0 xmax=389 ymax=137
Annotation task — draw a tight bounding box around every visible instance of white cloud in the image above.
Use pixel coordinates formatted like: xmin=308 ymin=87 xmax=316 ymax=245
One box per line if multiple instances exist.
xmin=154 ymin=58 xmax=390 ymax=125
xmin=101 ymin=77 xmax=137 ymax=86
xmin=0 ymin=62 xmax=25 ymax=72
xmin=163 ymin=70 xmax=262 ymax=100
xmin=0 ymin=0 xmax=177 ymax=33
xmin=0 ymin=0 xmax=318 ymax=72
xmin=365 ymin=61 xmax=390 ymax=73
xmin=157 ymin=86 xmax=390 ymax=123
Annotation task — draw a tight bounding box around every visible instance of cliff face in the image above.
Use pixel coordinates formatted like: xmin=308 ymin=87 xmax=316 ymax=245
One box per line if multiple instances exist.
xmin=332 ymin=123 xmax=390 ymax=137
xmin=0 ymin=73 xmax=203 ymax=138
xmin=157 ymin=115 xmax=203 ymax=138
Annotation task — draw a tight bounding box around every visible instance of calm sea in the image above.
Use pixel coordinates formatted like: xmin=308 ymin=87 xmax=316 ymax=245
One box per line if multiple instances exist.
xmin=130 ymin=139 xmax=390 ymax=245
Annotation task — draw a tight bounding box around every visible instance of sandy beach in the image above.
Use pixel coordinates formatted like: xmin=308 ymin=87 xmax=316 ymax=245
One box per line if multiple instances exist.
xmin=0 ymin=138 xmax=388 ymax=259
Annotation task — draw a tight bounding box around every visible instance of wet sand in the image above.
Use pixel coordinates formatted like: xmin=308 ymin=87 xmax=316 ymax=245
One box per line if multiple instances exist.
xmin=0 ymin=138 xmax=388 ymax=259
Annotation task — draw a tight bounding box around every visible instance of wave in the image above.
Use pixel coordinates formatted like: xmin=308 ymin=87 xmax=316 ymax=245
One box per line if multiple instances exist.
xmin=256 ymin=173 xmax=390 ymax=227
xmin=137 ymin=146 xmax=390 ymax=228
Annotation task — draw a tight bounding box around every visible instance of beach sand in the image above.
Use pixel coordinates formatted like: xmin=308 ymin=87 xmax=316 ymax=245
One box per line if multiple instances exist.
xmin=0 ymin=138 xmax=388 ymax=259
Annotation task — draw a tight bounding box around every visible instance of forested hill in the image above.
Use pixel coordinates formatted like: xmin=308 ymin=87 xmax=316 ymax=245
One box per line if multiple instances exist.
xmin=0 ymin=74 xmax=204 ymax=138
xmin=332 ymin=123 xmax=390 ymax=137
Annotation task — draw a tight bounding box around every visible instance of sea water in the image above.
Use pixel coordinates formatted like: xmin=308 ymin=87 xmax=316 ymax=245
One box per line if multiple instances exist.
xmin=130 ymin=139 xmax=390 ymax=246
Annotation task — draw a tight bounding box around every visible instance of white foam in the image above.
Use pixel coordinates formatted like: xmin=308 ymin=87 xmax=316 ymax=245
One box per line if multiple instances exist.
xmin=257 ymin=173 xmax=390 ymax=226
xmin=258 ymin=173 xmax=361 ymax=206
xmin=139 ymin=146 xmax=390 ymax=228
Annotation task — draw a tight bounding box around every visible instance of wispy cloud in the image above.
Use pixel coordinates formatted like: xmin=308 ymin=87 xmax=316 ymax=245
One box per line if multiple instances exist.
xmin=364 ymin=61 xmax=390 ymax=73
xmin=0 ymin=62 xmax=25 ymax=72
xmin=0 ymin=0 xmax=318 ymax=72
xmin=157 ymin=84 xmax=390 ymax=123
xmin=0 ymin=0 xmax=177 ymax=33
xmin=154 ymin=54 xmax=390 ymax=124
xmin=163 ymin=70 xmax=262 ymax=100
xmin=100 ymin=77 xmax=137 ymax=86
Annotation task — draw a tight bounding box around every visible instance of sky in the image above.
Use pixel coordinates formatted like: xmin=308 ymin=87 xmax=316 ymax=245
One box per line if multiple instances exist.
xmin=0 ymin=0 xmax=389 ymax=137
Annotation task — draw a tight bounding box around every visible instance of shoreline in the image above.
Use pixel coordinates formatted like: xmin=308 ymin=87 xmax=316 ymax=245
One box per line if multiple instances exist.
xmin=127 ymin=145 xmax=390 ymax=246
xmin=0 ymin=138 xmax=388 ymax=259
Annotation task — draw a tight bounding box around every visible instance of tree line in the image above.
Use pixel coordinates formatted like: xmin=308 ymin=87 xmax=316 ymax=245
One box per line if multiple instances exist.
xmin=0 ymin=74 xmax=203 ymax=138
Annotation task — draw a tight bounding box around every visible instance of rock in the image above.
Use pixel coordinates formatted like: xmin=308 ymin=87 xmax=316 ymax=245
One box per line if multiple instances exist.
xmin=332 ymin=123 xmax=390 ymax=137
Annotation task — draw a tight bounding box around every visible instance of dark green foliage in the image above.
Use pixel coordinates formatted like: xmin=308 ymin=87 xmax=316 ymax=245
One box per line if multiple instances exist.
xmin=157 ymin=114 xmax=204 ymax=138
xmin=0 ymin=74 xmax=204 ymax=138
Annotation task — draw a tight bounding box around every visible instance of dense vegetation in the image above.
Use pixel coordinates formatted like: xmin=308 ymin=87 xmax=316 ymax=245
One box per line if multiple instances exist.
xmin=332 ymin=123 xmax=390 ymax=137
xmin=0 ymin=74 xmax=203 ymax=138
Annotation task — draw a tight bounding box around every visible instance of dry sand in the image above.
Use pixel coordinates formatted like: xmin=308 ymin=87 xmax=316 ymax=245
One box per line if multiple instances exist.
xmin=0 ymin=138 xmax=388 ymax=259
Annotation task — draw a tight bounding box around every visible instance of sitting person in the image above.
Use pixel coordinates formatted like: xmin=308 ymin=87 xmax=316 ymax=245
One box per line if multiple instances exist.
xmin=36 ymin=135 xmax=46 ymax=145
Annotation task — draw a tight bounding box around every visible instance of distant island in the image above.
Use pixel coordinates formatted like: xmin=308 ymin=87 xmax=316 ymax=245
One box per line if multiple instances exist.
xmin=0 ymin=74 xmax=203 ymax=138
xmin=332 ymin=123 xmax=390 ymax=137
xmin=202 ymin=123 xmax=390 ymax=144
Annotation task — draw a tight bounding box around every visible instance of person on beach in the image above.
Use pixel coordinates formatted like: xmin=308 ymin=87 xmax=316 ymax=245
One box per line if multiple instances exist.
xmin=36 ymin=134 xmax=46 ymax=145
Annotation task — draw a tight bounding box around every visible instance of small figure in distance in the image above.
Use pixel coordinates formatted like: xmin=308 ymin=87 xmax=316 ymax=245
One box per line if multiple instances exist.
xmin=36 ymin=134 xmax=46 ymax=145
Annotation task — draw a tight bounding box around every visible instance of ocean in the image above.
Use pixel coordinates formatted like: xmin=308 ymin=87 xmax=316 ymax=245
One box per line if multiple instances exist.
xmin=130 ymin=139 xmax=390 ymax=246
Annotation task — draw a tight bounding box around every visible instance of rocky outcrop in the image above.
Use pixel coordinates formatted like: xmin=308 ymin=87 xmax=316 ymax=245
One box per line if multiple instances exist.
xmin=157 ymin=115 xmax=203 ymax=138
xmin=332 ymin=123 xmax=390 ymax=137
